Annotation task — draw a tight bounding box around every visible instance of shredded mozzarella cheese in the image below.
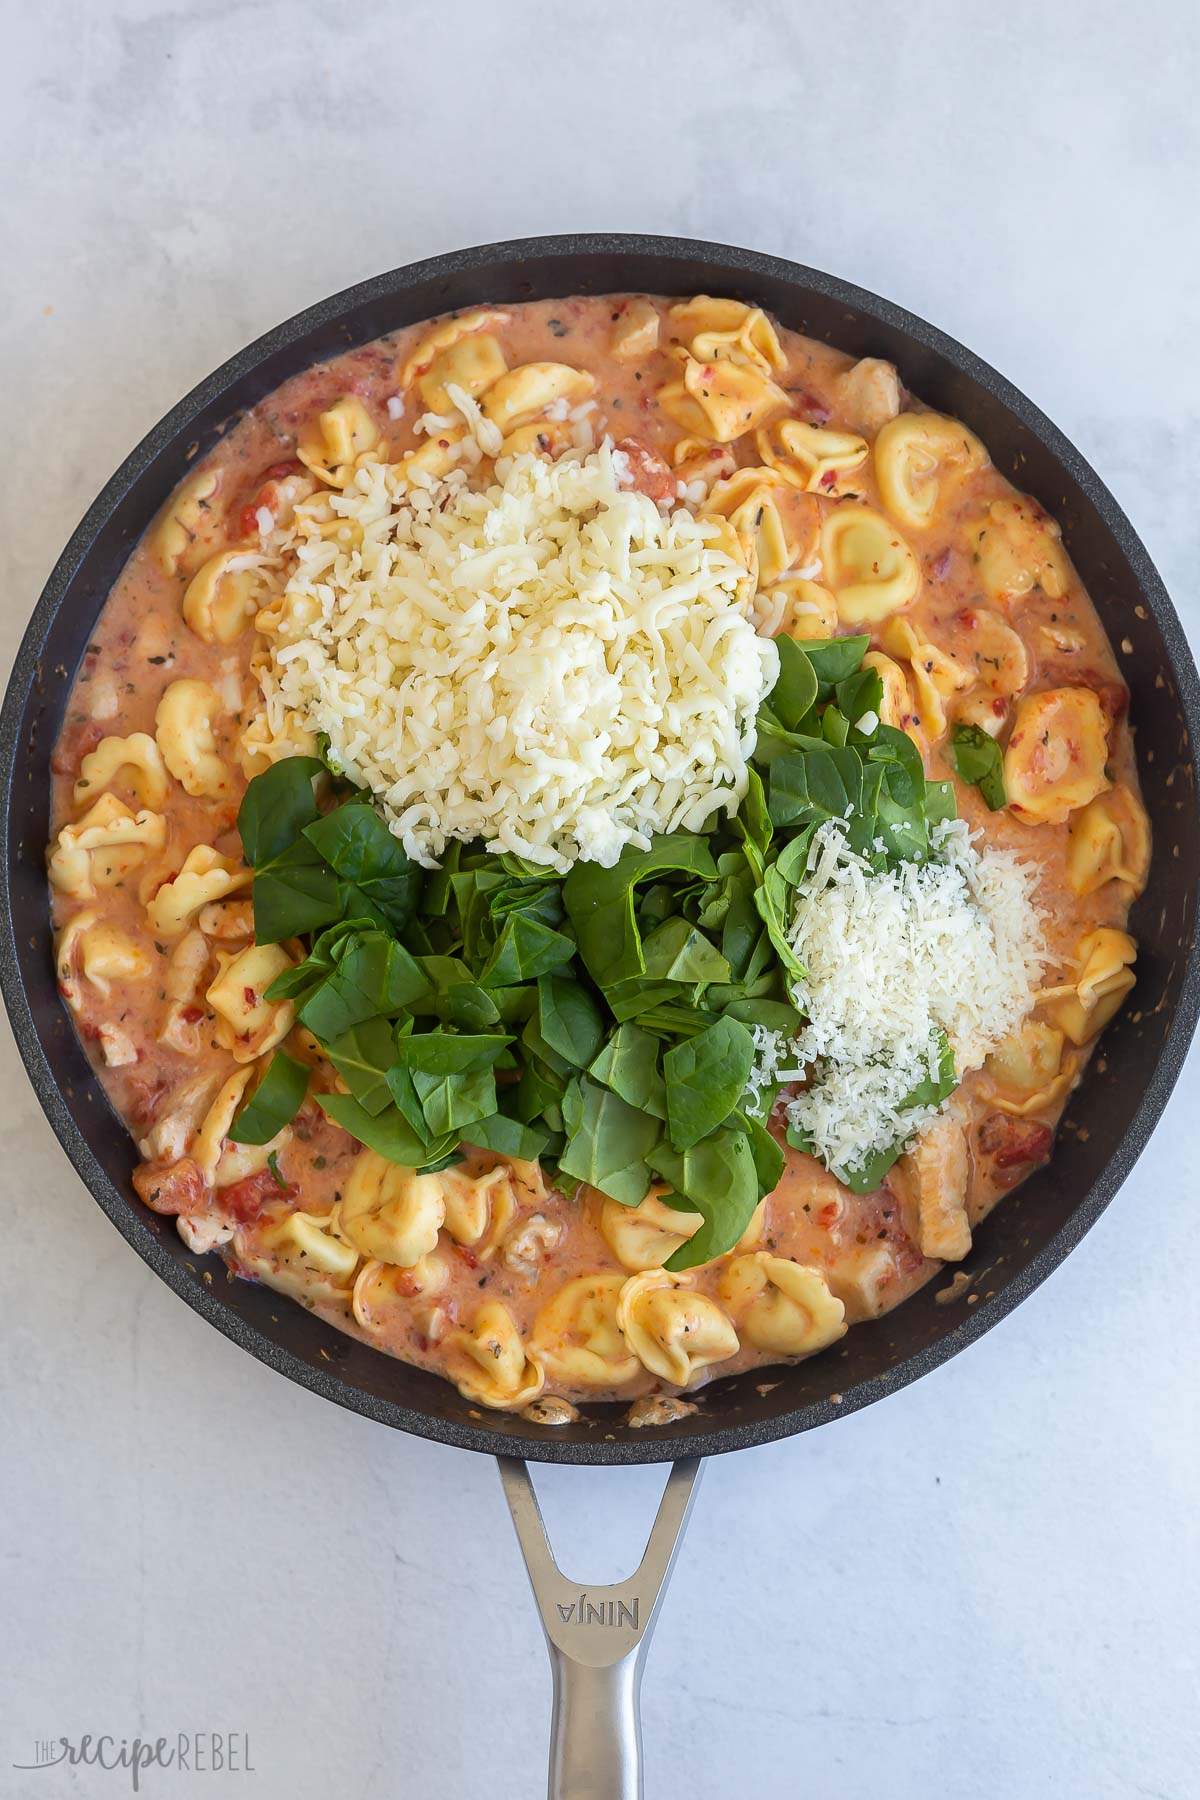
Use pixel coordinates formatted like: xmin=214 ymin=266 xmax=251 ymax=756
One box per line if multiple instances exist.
xmin=261 ymin=443 xmax=778 ymax=870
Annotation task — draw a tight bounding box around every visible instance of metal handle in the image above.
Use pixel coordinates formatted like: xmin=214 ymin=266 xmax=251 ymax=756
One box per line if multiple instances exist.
xmin=498 ymin=1455 xmax=705 ymax=1800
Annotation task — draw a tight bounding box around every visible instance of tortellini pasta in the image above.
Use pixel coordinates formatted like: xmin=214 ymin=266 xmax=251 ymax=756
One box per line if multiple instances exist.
xmin=352 ymin=1254 xmax=450 ymax=1333
xmin=236 ymin=706 xmax=318 ymax=781
xmin=205 ymin=941 xmax=296 ymax=1062
xmin=256 ymin=1207 xmax=359 ymax=1281
xmin=183 ymin=549 xmax=275 ymax=645
xmin=55 ymin=909 xmax=149 ymax=1008
xmin=597 ymin=1191 xmax=764 ymax=1272
xmin=296 ymin=396 xmax=381 ymax=488
xmin=598 ymin=1192 xmax=704 ymax=1272
xmin=531 ymin=1274 xmax=640 ymax=1389
xmin=717 ymin=1255 xmax=846 ymax=1357
xmin=952 ymin=609 xmax=1029 ymax=736
xmin=968 ymin=497 xmax=1070 ymax=604
xmin=862 ymin=650 xmax=916 ymax=734
xmin=145 ymin=847 xmax=251 ymax=939
xmin=498 ymin=419 xmax=574 ymax=461
xmin=659 ymin=351 xmax=789 ymax=444
xmin=48 ymin=793 xmax=167 ymax=898
xmin=1041 ymin=928 xmax=1137 ymax=1046
xmin=447 ymin=1302 xmax=544 ymax=1409
xmin=151 ymin=467 xmax=224 ymax=578
xmin=874 ymin=411 xmax=986 ymax=531
xmin=191 ymin=1066 xmax=254 ymax=1181
xmin=880 ymin=617 xmax=970 ymax=742
xmin=1004 ymin=687 xmax=1111 ymax=824
xmin=55 ymin=914 xmax=151 ymax=1003
xmin=701 ymin=467 xmax=813 ymax=590
xmin=155 ymin=679 xmax=232 ymax=801
xmin=422 ymin=335 xmax=508 ymax=415
xmin=482 ymin=362 xmax=596 ymax=434
xmin=820 ymin=505 xmax=920 ymax=625
xmin=1066 ymin=785 xmax=1151 ymax=897
xmin=984 ymin=1019 xmax=1076 ymax=1116
xmin=616 ymin=1270 xmax=739 ymax=1386
xmin=438 ymin=1164 xmax=516 ymax=1256
xmin=755 ymin=418 xmax=869 ymax=493
xmin=753 ymin=575 xmax=839 ymax=641
xmin=73 ymin=732 xmax=168 ymax=812
xmin=400 ymin=308 xmax=512 ymax=388
xmin=334 ymin=1153 xmax=445 ymax=1267
xmin=668 ymin=297 xmax=786 ymax=377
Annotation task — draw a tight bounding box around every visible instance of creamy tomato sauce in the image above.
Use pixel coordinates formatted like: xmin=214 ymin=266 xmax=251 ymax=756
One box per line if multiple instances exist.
xmin=47 ymin=294 xmax=1148 ymax=1417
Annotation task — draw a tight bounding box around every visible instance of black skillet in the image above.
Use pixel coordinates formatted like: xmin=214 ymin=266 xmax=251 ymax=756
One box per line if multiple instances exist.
xmin=3 ymin=236 xmax=1198 ymax=1797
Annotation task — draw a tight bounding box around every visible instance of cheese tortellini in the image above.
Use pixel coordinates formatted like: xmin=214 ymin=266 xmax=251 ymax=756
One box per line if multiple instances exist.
xmin=755 ymin=418 xmax=869 ymax=493
xmin=532 ymin=1274 xmax=640 ymax=1389
xmin=1004 ymin=687 xmax=1111 ymax=824
xmin=400 ymin=308 xmax=512 ymax=388
xmin=438 ymin=1164 xmax=516 ymax=1256
xmin=183 ymin=550 xmax=275 ymax=645
xmin=448 ymin=1302 xmax=544 ymax=1409
xmin=55 ymin=910 xmax=151 ymax=1008
xmin=753 ymin=575 xmax=839 ymax=641
xmin=1041 ymin=929 xmax=1137 ymax=1046
xmin=874 ymin=411 xmax=986 ymax=531
xmin=205 ymin=941 xmax=296 ymax=1062
xmin=968 ymin=497 xmax=1070 ymax=604
xmin=73 ymin=732 xmax=169 ymax=812
xmin=718 ymin=1255 xmax=846 ymax=1357
xmin=151 ymin=467 xmax=224 ymax=578
xmin=616 ymin=1270 xmax=739 ymax=1386
xmin=145 ymin=847 xmax=251 ymax=939
xmin=984 ymin=1019 xmax=1076 ymax=1116
xmin=482 ymin=363 xmax=595 ymax=435
xmin=1066 ymin=785 xmax=1151 ymax=897
xmin=155 ymin=679 xmax=232 ymax=801
xmin=297 ymin=396 xmax=381 ymax=488
xmin=820 ymin=505 xmax=920 ymax=625
xmin=880 ymin=617 xmax=971 ymax=743
xmin=701 ymin=467 xmax=813 ymax=590
xmin=335 ymin=1153 xmax=446 ymax=1268
xmin=660 ymin=352 xmax=789 ymax=444
xmin=598 ymin=1191 xmax=764 ymax=1272
xmin=48 ymin=793 xmax=167 ymax=898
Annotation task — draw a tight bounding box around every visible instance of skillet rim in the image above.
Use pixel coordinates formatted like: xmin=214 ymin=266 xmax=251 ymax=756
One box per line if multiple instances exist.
xmin=3 ymin=231 xmax=1199 ymax=1465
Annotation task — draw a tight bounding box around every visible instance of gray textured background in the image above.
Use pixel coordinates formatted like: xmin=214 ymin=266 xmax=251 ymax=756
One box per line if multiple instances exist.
xmin=3 ymin=4 xmax=1198 ymax=1796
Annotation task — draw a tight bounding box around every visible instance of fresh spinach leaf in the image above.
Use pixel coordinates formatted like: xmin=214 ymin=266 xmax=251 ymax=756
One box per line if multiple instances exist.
xmin=663 ymin=1015 xmax=755 ymax=1150
xmin=303 ymin=801 xmax=424 ymax=931
xmin=651 ymin=1124 xmax=762 ymax=1269
xmin=228 ymin=1049 xmax=310 ymax=1145
xmin=563 ymin=837 xmax=717 ymax=990
xmin=949 ymin=723 xmax=1007 ymax=810
xmin=770 ymin=635 xmax=821 ymax=730
xmin=535 ymin=976 xmax=606 ymax=1069
xmin=639 ymin=916 xmax=731 ymax=985
xmin=588 ymin=1023 xmax=668 ymax=1120
xmin=557 ymin=1075 xmax=661 ymax=1205
xmin=237 ymin=757 xmax=324 ymax=866
xmin=323 ymin=1017 xmax=400 ymax=1116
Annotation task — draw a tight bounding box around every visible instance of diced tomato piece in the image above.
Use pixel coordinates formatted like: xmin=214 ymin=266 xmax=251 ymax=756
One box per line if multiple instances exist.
xmin=977 ymin=1113 xmax=1054 ymax=1170
xmin=222 ymin=1167 xmax=292 ymax=1224
xmin=615 ymin=437 xmax=676 ymax=504
xmin=132 ymin=1156 xmax=207 ymax=1216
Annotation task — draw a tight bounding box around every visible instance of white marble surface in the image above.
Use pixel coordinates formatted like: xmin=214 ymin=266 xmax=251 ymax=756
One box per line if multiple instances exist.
xmin=3 ymin=4 xmax=1199 ymax=1796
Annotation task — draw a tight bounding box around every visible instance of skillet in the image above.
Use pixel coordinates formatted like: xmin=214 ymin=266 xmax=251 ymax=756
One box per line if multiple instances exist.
xmin=3 ymin=234 xmax=1198 ymax=1797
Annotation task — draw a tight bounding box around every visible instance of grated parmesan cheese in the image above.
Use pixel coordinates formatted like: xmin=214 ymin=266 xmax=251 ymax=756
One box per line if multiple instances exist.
xmin=754 ymin=819 xmax=1047 ymax=1179
xmin=261 ymin=443 xmax=778 ymax=870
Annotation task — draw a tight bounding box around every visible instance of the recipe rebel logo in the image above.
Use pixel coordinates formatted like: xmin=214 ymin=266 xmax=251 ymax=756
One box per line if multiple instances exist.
xmin=12 ymin=1732 xmax=255 ymax=1790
